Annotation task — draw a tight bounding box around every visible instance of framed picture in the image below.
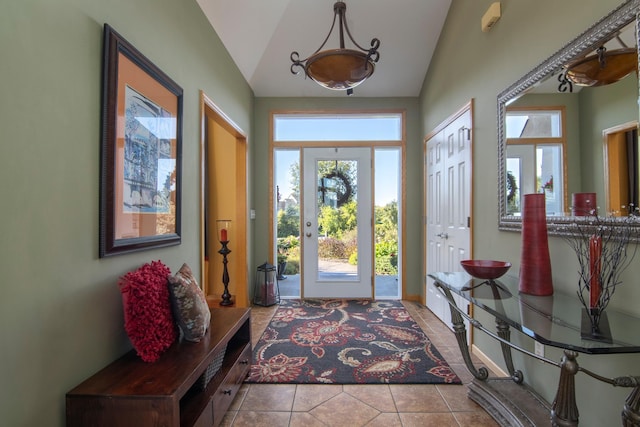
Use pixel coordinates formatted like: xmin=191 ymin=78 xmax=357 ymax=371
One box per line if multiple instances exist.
xmin=99 ymin=24 xmax=182 ymax=257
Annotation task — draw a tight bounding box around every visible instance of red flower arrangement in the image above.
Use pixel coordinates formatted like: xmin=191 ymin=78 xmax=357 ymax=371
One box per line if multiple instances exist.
xmin=118 ymin=260 xmax=177 ymax=362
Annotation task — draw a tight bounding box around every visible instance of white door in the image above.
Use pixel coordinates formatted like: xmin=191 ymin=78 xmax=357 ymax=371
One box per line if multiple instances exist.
xmin=426 ymin=107 xmax=472 ymax=332
xmin=302 ymin=147 xmax=373 ymax=298
xmin=426 ymin=129 xmax=447 ymax=322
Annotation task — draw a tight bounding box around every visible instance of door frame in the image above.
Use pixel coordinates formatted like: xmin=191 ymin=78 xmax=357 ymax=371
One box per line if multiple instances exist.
xmin=269 ymin=109 xmax=407 ymax=299
xmin=200 ymin=91 xmax=249 ymax=307
xmin=423 ymin=100 xmax=474 ymax=311
xmin=603 ymin=120 xmax=639 ymax=215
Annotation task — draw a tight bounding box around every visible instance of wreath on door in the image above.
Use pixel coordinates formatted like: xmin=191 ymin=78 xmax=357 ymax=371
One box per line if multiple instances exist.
xmin=322 ymin=170 xmax=352 ymax=207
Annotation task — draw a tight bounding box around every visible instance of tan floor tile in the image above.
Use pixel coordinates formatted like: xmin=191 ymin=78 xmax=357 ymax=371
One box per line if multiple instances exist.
xmin=231 ymin=411 xmax=291 ymax=427
xmin=365 ymin=412 xmax=402 ymax=426
xmin=289 ymin=412 xmax=329 ymax=427
xmin=219 ymin=410 xmax=237 ymax=427
xmin=428 ymin=332 xmax=458 ymax=348
xmin=398 ymin=412 xmax=459 ymax=427
xmin=437 ymin=383 xmax=482 ymax=412
xmin=448 ymin=363 xmax=477 ymax=385
xmin=229 ymin=384 xmax=249 ymax=410
xmin=430 ymin=324 xmax=453 ymax=336
xmin=343 ymin=384 xmax=397 ymax=412
xmin=309 ymin=392 xmax=380 ymax=427
xmin=389 ymin=384 xmax=449 ymax=412
xmin=435 ymin=346 xmax=464 ymax=365
xmin=240 ymin=384 xmax=296 ymax=412
xmin=293 ymin=384 xmax=343 ymax=411
xmin=453 ymin=410 xmax=501 ymax=426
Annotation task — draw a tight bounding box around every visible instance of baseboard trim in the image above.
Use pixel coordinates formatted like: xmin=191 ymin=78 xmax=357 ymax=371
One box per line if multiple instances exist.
xmin=471 ymin=344 xmax=508 ymax=377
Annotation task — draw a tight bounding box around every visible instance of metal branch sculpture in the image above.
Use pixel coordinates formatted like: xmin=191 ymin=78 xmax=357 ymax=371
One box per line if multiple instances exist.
xmin=553 ymin=206 xmax=639 ymax=338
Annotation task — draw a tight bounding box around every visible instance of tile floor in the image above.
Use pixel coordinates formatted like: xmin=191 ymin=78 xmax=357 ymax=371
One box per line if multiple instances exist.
xmin=221 ymin=301 xmax=499 ymax=427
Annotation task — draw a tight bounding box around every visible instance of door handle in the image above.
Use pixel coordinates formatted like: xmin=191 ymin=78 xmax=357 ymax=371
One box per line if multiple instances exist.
xmin=436 ymin=232 xmax=449 ymax=239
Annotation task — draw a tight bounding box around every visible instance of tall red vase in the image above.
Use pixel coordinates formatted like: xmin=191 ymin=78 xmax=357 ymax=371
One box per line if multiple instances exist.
xmin=519 ymin=193 xmax=554 ymax=295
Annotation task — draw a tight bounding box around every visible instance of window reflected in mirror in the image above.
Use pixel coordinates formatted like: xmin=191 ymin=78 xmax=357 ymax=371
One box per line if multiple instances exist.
xmin=506 ymin=107 xmax=567 ymax=216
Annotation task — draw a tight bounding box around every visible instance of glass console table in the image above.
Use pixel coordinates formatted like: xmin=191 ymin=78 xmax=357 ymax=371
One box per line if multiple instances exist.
xmin=429 ymin=272 xmax=640 ymax=426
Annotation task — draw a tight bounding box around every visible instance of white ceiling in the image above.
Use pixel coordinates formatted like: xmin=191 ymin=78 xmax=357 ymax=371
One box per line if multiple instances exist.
xmin=195 ymin=0 xmax=452 ymax=97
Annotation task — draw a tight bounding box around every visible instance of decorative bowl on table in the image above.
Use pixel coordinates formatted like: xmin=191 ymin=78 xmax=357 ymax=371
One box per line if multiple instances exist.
xmin=460 ymin=260 xmax=512 ymax=280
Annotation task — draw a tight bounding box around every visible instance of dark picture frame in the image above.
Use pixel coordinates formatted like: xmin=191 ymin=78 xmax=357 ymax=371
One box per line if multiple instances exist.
xmin=99 ymin=24 xmax=182 ymax=257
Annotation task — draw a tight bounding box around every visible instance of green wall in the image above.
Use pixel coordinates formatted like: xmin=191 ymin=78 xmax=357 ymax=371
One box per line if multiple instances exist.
xmin=420 ymin=1 xmax=639 ymax=425
xmin=251 ymin=97 xmax=422 ymax=297
xmin=579 ymin=74 xmax=638 ymax=200
xmin=3 ymin=0 xmax=639 ymax=425
xmin=0 ymin=0 xmax=252 ymax=425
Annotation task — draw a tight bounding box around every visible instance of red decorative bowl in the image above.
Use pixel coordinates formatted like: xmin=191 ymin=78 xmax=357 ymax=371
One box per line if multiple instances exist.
xmin=460 ymin=260 xmax=512 ymax=280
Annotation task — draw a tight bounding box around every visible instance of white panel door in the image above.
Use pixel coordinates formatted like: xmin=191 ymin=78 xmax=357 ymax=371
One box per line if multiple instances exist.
xmin=426 ymin=130 xmax=447 ymax=322
xmin=426 ymin=107 xmax=472 ymax=334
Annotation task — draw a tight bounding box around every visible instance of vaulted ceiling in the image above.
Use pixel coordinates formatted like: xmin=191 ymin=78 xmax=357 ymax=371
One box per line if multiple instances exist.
xmin=196 ymin=0 xmax=452 ymax=97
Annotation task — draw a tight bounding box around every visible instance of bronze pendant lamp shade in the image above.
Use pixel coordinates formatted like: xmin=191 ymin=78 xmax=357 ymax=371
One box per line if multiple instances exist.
xmin=290 ymin=1 xmax=380 ymax=94
xmin=564 ymin=43 xmax=637 ymax=87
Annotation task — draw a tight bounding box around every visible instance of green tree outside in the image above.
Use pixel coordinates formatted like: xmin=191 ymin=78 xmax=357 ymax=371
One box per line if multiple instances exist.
xmin=276 ymin=159 xmax=398 ymax=275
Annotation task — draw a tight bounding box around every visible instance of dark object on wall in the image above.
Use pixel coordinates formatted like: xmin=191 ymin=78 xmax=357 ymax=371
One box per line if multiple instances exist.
xmin=99 ymin=24 xmax=183 ymax=257
xmin=519 ymin=193 xmax=554 ymax=295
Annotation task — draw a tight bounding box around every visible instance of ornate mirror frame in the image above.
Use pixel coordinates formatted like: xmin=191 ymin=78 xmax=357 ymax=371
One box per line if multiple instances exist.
xmin=497 ymin=0 xmax=640 ymax=239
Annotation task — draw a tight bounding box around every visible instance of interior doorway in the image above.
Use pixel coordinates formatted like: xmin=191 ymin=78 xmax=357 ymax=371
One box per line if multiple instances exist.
xmin=603 ymin=121 xmax=639 ymax=215
xmin=200 ymin=92 xmax=248 ymax=307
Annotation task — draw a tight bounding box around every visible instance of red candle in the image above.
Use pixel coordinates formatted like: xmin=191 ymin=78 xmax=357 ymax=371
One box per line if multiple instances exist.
xmin=589 ymin=235 xmax=602 ymax=309
xmin=220 ymin=228 xmax=228 ymax=241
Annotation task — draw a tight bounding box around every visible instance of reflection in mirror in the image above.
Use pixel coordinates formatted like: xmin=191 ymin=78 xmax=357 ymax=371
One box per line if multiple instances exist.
xmin=603 ymin=121 xmax=639 ymax=215
xmin=505 ymin=107 xmax=566 ymax=215
xmin=497 ymin=0 xmax=640 ymax=239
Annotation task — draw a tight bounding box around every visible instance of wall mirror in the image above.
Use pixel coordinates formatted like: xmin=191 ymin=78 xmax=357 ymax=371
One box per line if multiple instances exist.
xmin=498 ymin=0 xmax=640 ymax=238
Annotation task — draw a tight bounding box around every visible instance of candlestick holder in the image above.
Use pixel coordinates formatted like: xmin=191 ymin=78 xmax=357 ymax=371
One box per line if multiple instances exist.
xmin=217 ymin=220 xmax=233 ymax=306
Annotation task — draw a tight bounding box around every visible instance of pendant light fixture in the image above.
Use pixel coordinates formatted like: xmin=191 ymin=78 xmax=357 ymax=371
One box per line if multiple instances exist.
xmin=564 ymin=36 xmax=637 ymax=87
xmin=290 ymin=1 xmax=380 ymax=94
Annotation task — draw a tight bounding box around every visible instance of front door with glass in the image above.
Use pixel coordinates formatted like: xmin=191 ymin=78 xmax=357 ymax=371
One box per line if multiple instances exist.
xmin=302 ymin=147 xmax=372 ymax=298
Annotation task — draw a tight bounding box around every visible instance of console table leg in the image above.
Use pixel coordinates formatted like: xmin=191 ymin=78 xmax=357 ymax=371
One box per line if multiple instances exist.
xmin=437 ymin=283 xmax=489 ymax=381
xmin=495 ymin=318 xmax=523 ymax=384
xmin=622 ymin=386 xmax=640 ymax=426
xmin=551 ymin=350 xmax=579 ymax=426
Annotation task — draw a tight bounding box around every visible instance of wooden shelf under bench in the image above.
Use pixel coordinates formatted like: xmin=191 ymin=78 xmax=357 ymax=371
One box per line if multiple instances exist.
xmin=66 ymin=307 xmax=251 ymax=427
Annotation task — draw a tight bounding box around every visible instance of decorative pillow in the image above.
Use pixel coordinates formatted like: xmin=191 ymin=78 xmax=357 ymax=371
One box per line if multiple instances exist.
xmin=167 ymin=263 xmax=211 ymax=342
xmin=118 ymin=260 xmax=177 ymax=363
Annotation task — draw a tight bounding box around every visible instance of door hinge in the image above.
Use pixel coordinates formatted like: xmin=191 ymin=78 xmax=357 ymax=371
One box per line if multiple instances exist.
xmin=467 ymin=216 xmax=471 ymax=228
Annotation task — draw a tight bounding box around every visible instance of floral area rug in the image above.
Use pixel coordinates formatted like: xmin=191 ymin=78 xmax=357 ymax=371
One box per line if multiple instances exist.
xmin=245 ymin=299 xmax=461 ymax=384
